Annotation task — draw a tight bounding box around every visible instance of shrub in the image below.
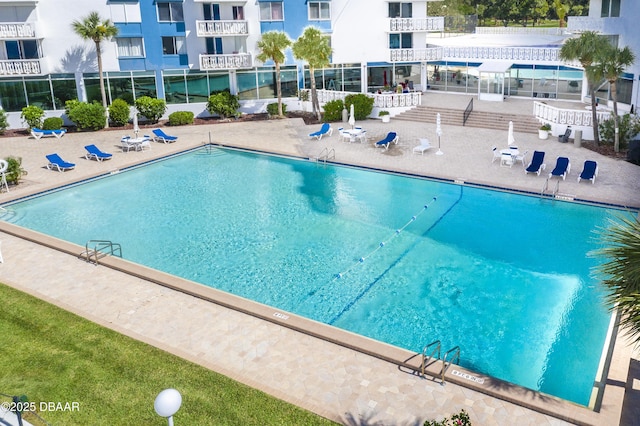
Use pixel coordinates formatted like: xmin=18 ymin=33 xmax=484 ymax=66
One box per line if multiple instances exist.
xmin=378 ymin=110 xmax=390 ymax=117
xmin=0 ymin=109 xmax=7 ymax=135
xmin=42 ymin=117 xmax=64 ymax=130
xmin=344 ymin=93 xmax=374 ymax=120
xmin=108 ymin=99 xmax=130 ymax=127
xmin=206 ymin=90 xmax=240 ymax=119
xmin=135 ymin=96 xmax=167 ymax=123
xmin=540 ymin=123 xmax=551 ymax=131
xmin=4 ymin=156 xmax=28 ymax=185
xmin=266 ymin=102 xmax=286 ymax=117
xmin=598 ymin=113 xmax=640 ymax=150
xmin=424 ymin=409 xmax=472 ymax=426
xmin=20 ymin=105 xmax=45 ymax=129
xmin=322 ymin=99 xmax=344 ymax=122
xmin=168 ymin=111 xmax=194 ymax=126
xmin=64 ymin=99 xmax=81 ymax=117
xmin=67 ymin=102 xmax=106 ymax=131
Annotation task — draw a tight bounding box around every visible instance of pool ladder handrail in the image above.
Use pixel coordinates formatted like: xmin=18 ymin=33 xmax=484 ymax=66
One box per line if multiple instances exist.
xmin=421 ymin=340 xmax=441 ymax=376
xmin=541 ymin=178 xmax=560 ymax=197
xmin=440 ymin=346 xmax=461 ymax=383
xmin=315 ymin=147 xmax=335 ymax=164
xmin=79 ymin=239 xmax=122 ymax=265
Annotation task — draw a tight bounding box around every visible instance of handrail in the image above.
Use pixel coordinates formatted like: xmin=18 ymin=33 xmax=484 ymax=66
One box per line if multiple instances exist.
xmin=80 ymin=240 xmax=122 ymax=265
xmin=421 ymin=340 xmax=441 ymax=376
xmin=463 ymin=98 xmax=473 ymax=126
xmin=553 ymin=180 xmax=560 ymax=196
xmin=440 ymin=346 xmax=461 ymax=383
xmin=541 ymin=178 xmax=549 ymax=196
xmin=315 ymin=147 xmax=335 ymax=164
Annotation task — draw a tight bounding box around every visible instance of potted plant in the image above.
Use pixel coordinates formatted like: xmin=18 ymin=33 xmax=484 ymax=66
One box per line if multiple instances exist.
xmin=539 ymin=123 xmax=551 ymax=139
xmin=379 ymin=110 xmax=390 ymax=123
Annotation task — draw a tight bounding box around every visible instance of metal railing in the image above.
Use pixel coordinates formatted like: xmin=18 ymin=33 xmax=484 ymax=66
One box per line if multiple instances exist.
xmin=421 ymin=340 xmax=441 ymax=376
xmin=533 ymin=101 xmax=611 ymax=127
xmin=315 ymin=147 xmax=335 ymax=164
xmin=440 ymin=346 xmax=461 ymax=383
xmin=79 ymin=240 xmax=122 ymax=265
xmin=389 ymin=17 xmax=444 ymax=32
xmin=463 ymin=98 xmax=473 ymax=126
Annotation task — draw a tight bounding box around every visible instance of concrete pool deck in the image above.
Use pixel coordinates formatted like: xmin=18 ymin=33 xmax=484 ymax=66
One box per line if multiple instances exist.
xmin=0 ymin=95 xmax=639 ymax=425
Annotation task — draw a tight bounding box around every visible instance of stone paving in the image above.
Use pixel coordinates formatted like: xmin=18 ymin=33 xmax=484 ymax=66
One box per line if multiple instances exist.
xmin=0 ymin=96 xmax=639 ymax=425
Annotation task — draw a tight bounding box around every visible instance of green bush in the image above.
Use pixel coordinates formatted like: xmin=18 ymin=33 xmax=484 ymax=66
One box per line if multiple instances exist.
xmin=344 ymin=93 xmax=374 ymax=120
xmin=0 ymin=109 xmax=7 ymax=135
xmin=266 ymin=102 xmax=286 ymax=116
xmin=424 ymin=409 xmax=472 ymax=426
xmin=42 ymin=117 xmax=64 ymax=130
xmin=4 ymin=156 xmax=28 ymax=185
xmin=108 ymin=99 xmax=130 ymax=127
xmin=67 ymin=102 xmax=106 ymax=131
xmin=64 ymin=99 xmax=81 ymax=117
xmin=322 ymin=99 xmax=344 ymax=122
xmin=20 ymin=105 xmax=45 ymax=129
xmin=598 ymin=113 xmax=640 ymax=150
xmin=206 ymin=90 xmax=240 ymax=119
xmin=135 ymin=96 xmax=167 ymax=123
xmin=168 ymin=111 xmax=194 ymax=126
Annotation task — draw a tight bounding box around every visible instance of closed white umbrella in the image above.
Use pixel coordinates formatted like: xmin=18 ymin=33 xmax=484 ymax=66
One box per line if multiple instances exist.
xmin=133 ymin=108 xmax=140 ymax=138
xmin=508 ymin=120 xmax=515 ymax=146
xmin=436 ymin=113 xmax=443 ymax=155
xmin=348 ymin=103 xmax=355 ymax=129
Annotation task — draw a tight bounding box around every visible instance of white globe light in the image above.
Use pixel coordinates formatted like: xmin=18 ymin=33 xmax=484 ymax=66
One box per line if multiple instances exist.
xmin=154 ymin=388 xmax=182 ymax=418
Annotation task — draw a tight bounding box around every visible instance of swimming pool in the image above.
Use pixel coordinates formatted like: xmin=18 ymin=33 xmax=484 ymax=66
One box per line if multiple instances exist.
xmin=2 ymin=147 xmax=621 ymax=406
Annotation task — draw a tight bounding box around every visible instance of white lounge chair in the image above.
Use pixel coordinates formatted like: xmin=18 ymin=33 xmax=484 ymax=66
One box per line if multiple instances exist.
xmin=413 ymin=138 xmax=432 ymax=155
xmin=491 ymin=146 xmax=501 ymax=163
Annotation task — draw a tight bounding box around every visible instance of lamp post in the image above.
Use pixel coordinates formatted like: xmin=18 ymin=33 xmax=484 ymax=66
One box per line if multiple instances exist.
xmin=154 ymin=388 xmax=182 ymax=426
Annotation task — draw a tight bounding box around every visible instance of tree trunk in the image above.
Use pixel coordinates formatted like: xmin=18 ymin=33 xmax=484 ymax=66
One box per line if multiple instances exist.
xmin=589 ymin=85 xmax=599 ymax=146
xmin=95 ymin=40 xmax=109 ymax=128
xmin=276 ymin=62 xmax=283 ymax=117
xmin=309 ymin=66 xmax=321 ymax=122
xmin=611 ymin=80 xmax=620 ymax=153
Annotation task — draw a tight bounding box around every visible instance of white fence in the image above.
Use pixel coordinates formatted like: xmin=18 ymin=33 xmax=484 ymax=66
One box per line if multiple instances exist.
xmin=0 ymin=59 xmax=41 ymax=76
xmin=315 ymin=90 xmax=421 ymax=109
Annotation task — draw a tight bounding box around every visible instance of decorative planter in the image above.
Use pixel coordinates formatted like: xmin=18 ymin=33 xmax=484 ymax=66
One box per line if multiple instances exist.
xmin=381 ymin=115 xmax=390 ymax=123
xmin=538 ymin=129 xmax=549 ymax=140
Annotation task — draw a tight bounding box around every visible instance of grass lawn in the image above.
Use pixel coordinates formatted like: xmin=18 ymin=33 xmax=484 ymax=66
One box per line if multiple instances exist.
xmin=0 ymin=283 xmax=336 ymax=425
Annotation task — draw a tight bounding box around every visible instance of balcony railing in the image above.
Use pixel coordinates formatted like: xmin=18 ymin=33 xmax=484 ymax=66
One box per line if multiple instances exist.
xmin=390 ymin=17 xmax=444 ymax=32
xmin=533 ymin=101 xmax=610 ymax=127
xmin=196 ymin=20 xmax=248 ymax=37
xmin=390 ymin=47 xmax=442 ymax=62
xmin=315 ymin=89 xmax=422 ymax=109
xmin=0 ymin=59 xmax=41 ymax=76
xmin=0 ymin=22 xmax=36 ymax=39
xmin=475 ymin=26 xmax=564 ymax=35
xmin=442 ymin=46 xmax=560 ymax=62
xmin=199 ymin=53 xmax=252 ymax=70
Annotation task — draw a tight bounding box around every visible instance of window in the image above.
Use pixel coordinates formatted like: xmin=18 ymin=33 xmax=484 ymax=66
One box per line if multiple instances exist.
xmin=309 ymin=2 xmax=330 ymax=20
xmin=162 ymin=36 xmax=186 ymax=55
xmin=259 ymin=2 xmax=283 ymax=21
xmin=157 ymin=2 xmax=184 ymax=22
xmin=389 ymin=33 xmax=412 ymax=49
xmin=601 ymin=0 xmax=621 ymax=17
xmin=232 ymin=6 xmax=244 ymax=20
xmin=388 ymin=2 xmax=412 ymax=18
xmin=116 ymin=38 xmax=144 ymax=58
xmin=110 ymin=3 xmax=142 ymax=23
xmin=4 ymin=40 xmax=40 ymax=60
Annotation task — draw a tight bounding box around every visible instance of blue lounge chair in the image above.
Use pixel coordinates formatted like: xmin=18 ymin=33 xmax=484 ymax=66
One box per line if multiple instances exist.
xmin=577 ymin=160 xmax=598 ymax=184
xmin=309 ymin=123 xmax=332 ymax=140
xmin=84 ymin=144 xmax=113 ymax=162
xmin=524 ymin=150 xmax=546 ymax=176
xmin=549 ymin=156 xmax=571 ymax=180
xmin=152 ymin=128 xmax=178 ymax=143
xmin=31 ymin=127 xmax=66 ymax=139
xmin=375 ymin=132 xmax=398 ymax=150
xmin=46 ymin=153 xmax=75 ymax=172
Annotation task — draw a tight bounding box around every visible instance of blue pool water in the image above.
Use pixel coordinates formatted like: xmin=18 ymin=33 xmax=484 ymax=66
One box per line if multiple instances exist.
xmin=3 ymin=148 xmax=620 ymax=406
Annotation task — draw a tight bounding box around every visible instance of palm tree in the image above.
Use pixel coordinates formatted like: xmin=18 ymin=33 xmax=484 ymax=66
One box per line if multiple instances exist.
xmin=591 ymin=215 xmax=640 ymax=345
xmin=559 ymin=31 xmax=610 ymax=146
xmin=553 ymin=0 xmax=570 ymax=28
xmin=72 ymin=12 xmax=118 ymax=119
xmin=292 ymin=27 xmax=332 ymax=122
xmin=595 ymin=45 xmax=636 ymax=152
xmin=256 ymin=31 xmax=292 ymax=117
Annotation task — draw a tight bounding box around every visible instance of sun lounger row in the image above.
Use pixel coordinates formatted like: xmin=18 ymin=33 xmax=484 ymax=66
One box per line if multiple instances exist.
xmin=45 ymin=145 xmax=112 ymax=172
xmin=524 ymin=151 xmax=598 ymax=183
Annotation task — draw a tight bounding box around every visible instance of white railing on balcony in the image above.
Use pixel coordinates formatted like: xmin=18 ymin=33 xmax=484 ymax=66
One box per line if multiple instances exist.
xmin=442 ymin=46 xmax=560 ymax=62
xmin=390 ymin=47 xmax=442 ymax=62
xmin=196 ymin=20 xmax=248 ymax=37
xmin=533 ymin=101 xmax=611 ymax=127
xmin=315 ymin=89 xmax=421 ymax=109
xmin=475 ymin=26 xmax=564 ymax=35
xmin=567 ymin=16 xmax=606 ymax=33
xmin=0 ymin=22 xmax=36 ymax=39
xmin=390 ymin=17 xmax=444 ymax=32
xmin=199 ymin=53 xmax=252 ymax=70
xmin=0 ymin=59 xmax=41 ymax=76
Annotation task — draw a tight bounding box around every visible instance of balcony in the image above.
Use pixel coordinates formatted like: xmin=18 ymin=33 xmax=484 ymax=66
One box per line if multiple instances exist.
xmin=0 ymin=59 xmax=41 ymax=76
xmin=442 ymin=46 xmax=560 ymax=62
xmin=199 ymin=53 xmax=252 ymax=70
xmin=390 ymin=47 xmax=442 ymax=62
xmin=0 ymin=22 xmax=37 ymax=39
xmin=196 ymin=20 xmax=248 ymax=37
xmin=389 ymin=17 xmax=444 ymax=32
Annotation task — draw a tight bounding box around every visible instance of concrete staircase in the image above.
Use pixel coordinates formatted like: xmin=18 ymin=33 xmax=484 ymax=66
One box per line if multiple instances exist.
xmin=394 ymin=105 xmax=542 ymax=134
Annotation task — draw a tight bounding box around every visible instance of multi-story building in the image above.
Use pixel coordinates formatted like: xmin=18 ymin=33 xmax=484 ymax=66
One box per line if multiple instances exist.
xmin=0 ymin=0 xmax=637 ymax=130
